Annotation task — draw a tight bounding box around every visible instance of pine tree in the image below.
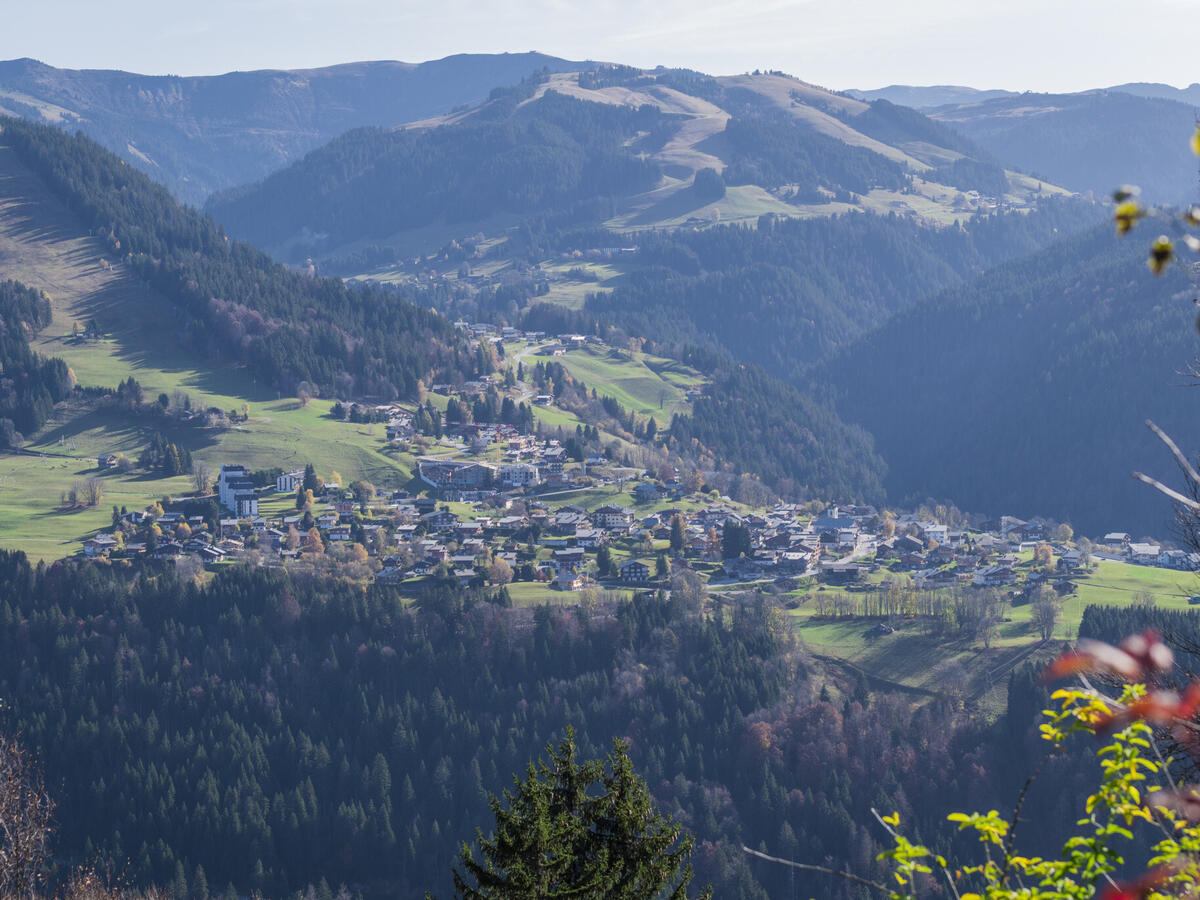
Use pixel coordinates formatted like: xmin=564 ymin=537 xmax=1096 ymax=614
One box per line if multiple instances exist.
xmin=446 ymin=729 xmax=709 ymax=900
xmin=669 ymin=515 xmax=686 ymax=557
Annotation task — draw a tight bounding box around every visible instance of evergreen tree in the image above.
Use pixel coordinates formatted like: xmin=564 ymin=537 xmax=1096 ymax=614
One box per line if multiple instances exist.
xmin=669 ymin=515 xmax=686 ymax=557
xmin=448 ymin=730 xmax=709 ymax=900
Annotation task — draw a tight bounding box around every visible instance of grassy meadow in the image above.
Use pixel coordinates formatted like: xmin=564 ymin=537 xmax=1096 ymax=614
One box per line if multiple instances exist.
xmin=0 ymin=144 xmax=419 ymax=559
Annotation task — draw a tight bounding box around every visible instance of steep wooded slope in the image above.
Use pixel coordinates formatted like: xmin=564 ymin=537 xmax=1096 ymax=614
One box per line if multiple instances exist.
xmin=821 ymin=225 xmax=1197 ymax=535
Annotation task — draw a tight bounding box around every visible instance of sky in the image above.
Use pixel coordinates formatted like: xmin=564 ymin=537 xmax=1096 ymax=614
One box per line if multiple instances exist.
xmin=5 ymin=0 xmax=1200 ymax=93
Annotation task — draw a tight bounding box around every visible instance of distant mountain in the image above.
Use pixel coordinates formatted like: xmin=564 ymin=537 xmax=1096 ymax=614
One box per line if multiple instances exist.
xmin=846 ymin=85 xmax=1017 ymax=108
xmin=0 ymin=53 xmax=594 ymax=203
xmin=929 ymin=90 xmax=1199 ymax=202
xmin=1108 ymin=81 xmax=1200 ymax=105
xmin=207 ymin=66 xmax=1056 ymax=262
xmin=821 ymin=224 xmax=1197 ymax=537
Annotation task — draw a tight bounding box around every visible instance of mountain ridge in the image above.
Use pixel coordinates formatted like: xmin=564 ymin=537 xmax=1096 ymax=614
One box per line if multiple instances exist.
xmin=0 ymin=52 xmax=598 ymax=202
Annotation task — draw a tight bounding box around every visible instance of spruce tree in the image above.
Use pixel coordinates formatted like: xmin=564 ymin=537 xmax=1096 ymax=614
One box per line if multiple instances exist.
xmin=446 ymin=729 xmax=709 ymax=900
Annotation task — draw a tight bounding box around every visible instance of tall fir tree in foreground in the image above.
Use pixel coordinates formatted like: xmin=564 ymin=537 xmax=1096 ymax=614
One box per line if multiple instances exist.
xmin=446 ymin=729 xmax=710 ymax=900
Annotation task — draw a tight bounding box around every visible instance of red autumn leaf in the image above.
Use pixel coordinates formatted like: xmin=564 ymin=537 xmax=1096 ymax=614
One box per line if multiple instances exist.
xmin=1044 ymin=640 xmax=1142 ymax=683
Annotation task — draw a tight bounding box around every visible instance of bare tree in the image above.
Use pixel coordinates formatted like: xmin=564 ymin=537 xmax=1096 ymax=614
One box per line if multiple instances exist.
xmin=0 ymin=732 xmax=53 ymax=899
xmin=82 ymin=477 xmax=104 ymax=507
xmin=1031 ymin=588 xmax=1061 ymax=641
xmin=191 ymin=461 xmax=212 ymax=495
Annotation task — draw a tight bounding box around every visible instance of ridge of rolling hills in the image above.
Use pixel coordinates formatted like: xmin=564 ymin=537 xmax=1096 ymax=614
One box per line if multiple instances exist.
xmin=927 ymin=89 xmax=1200 ymax=202
xmin=206 ymin=66 xmax=1065 ymax=263
xmin=0 ymin=53 xmax=597 ymax=203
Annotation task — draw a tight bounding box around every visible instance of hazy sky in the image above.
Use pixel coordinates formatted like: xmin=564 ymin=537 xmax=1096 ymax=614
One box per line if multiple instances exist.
xmin=6 ymin=0 xmax=1200 ymax=92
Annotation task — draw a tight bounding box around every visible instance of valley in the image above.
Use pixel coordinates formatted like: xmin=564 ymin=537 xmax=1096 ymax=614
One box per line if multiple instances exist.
xmin=0 ymin=43 xmax=1199 ymax=900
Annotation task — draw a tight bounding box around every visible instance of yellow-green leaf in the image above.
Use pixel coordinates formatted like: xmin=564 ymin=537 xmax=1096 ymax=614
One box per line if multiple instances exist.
xmin=1149 ymin=235 xmax=1174 ymax=275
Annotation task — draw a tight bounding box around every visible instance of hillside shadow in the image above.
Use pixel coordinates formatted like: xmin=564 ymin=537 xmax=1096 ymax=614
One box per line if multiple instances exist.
xmin=63 ymin=276 xmax=278 ymax=402
xmin=625 ymin=187 xmax=712 ymax=227
xmin=1 ymin=145 xmax=276 ymax=405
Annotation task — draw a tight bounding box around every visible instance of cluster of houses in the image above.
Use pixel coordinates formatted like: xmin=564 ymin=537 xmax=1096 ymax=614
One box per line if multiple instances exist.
xmin=82 ymin=458 xmax=1200 ymax=603
xmin=1099 ymin=532 xmax=1200 ymax=570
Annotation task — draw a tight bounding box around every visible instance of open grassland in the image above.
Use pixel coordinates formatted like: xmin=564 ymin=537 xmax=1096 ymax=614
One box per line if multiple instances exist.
xmin=0 ymin=395 xmax=419 ymax=561
xmin=781 ymin=557 xmax=1197 ymax=701
xmin=0 ymin=452 xmax=189 ymax=560
xmin=536 ymin=259 xmax=628 ymax=310
xmin=525 ymin=344 xmax=703 ymax=418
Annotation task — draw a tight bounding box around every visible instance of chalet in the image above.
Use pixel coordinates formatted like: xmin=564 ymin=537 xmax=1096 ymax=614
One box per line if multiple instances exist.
xmin=376 ymin=566 xmax=406 ymax=585
xmin=83 ymin=535 xmax=118 ymax=557
xmin=917 ymin=522 xmax=948 ymax=545
xmin=541 ymin=447 xmax=567 ymax=475
xmin=1159 ymin=549 xmax=1198 ymax=570
xmin=929 ymin=544 xmax=957 ymax=565
xmin=553 ymin=547 xmax=587 ymax=568
xmin=420 ymin=508 xmax=458 ymax=531
xmin=555 ymin=572 xmax=586 ymax=591
xmin=454 ymin=520 xmax=484 ymax=540
xmin=633 ymin=482 xmax=672 ymax=504
xmin=619 ymin=559 xmax=651 ymax=583
xmin=1104 ymin=532 xmax=1132 ymax=546
xmin=327 ymin=525 xmax=352 ymax=541
xmin=812 ymin=513 xmax=857 ymax=534
xmin=592 ymin=505 xmax=634 ymax=530
xmin=1000 ymin=516 xmax=1029 ymax=538
xmin=974 ymin=564 xmax=1015 ymax=586
xmin=550 ymin=509 xmax=586 ymax=535
xmin=574 ymin=528 xmax=606 ymax=549
xmin=418 ymin=541 xmax=448 ymax=561
xmin=775 ymin=550 xmax=816 ymax=574
xmin=98 ymin=454 xmax=119 ymax=469
xmin=1128 ymin=542 xmax=1161 ymax=565
xmin=385 ymin=419 xmax=414 ymax=442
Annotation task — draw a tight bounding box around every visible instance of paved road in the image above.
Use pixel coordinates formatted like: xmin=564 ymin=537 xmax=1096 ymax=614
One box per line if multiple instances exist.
xmin=509 ymin=342 xmax=550 ymax=404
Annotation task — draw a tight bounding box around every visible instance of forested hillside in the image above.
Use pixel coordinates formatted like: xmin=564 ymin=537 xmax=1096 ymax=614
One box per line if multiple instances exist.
xmin=931 ymin=91 xmax=1200 ymax=202
xmin=821 ymin=224 xmax=1197 ymax=536
xmin=0 ymin=553 xmax=1100 ymax=899
xmin=0 ymin=278 xmax=72 ymax=443
xmin=0 ymin=53 xmax=592 ymax=203
xmin=0 ymin=116 xmax=473 ymax=400
xmin=207 ymin=86 xmax=664 ymax=253
xmin=207 ymin=67 xmax=1049 ymax=261
xmin=583 ymin=199 xmax=1100 ymax=376
xmin=670 ymin=365 xmax=886 ymax=502
xmin=0 ymin=115 xmax=901 ymax=510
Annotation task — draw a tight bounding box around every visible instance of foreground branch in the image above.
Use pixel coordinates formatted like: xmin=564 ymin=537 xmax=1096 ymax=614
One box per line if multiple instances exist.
xmin=740 ymin=846 xmax=890 ymax=893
